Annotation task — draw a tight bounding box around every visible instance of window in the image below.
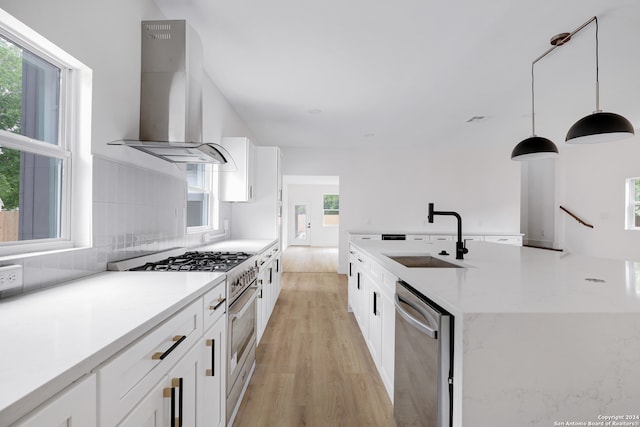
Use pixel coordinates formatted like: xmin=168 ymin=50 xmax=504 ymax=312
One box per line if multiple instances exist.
xmin=0 ymin=10 xmax=92 ymax=255
xmin=625 ymin=178 xmax=640 ymax=230
xmin=186 ymin=164 xmax=219 ymax=230
xmin=322 ymin=194 xmax=339 ymax=226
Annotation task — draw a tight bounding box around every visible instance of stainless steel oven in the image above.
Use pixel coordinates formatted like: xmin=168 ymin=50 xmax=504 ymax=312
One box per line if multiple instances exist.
xmin=394 ymin=280 xmax=453 ymax=427
xmin=226 ymin=281 xmax=258 ymax=422
xmin=225 ymin=259 xmax=259 ymax=425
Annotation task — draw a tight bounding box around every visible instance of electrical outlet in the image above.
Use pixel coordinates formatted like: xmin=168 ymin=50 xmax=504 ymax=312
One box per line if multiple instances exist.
xmin=0 ymin=265 xmax=23 ymax=292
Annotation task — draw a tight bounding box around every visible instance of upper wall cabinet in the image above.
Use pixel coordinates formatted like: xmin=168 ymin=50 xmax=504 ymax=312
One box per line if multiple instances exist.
xmin=219 ymin=137 xmax=256 ymax=202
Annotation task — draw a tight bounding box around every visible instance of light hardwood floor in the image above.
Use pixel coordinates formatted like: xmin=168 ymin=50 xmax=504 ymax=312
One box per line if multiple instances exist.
xmin=233 ymin=248 xmax=395 ymax=427
xmin=281 ymin=246 xmax=339 ymax=273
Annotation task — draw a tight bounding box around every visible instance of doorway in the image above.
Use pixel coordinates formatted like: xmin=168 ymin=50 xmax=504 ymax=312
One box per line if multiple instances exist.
xmin=282 ymin=175 xmax=340 ymax=250
xmin=290 ymin=202 xmax=311 ymax=245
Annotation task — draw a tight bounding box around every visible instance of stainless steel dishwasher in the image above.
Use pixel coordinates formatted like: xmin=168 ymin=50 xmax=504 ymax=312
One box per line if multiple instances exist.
xmin=394 ymin=280 xmax=453 ymax=427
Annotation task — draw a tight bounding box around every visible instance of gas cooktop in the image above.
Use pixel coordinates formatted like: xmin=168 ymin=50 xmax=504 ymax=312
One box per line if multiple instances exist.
xmin=127 ymin=251 xmax=254 ymax=272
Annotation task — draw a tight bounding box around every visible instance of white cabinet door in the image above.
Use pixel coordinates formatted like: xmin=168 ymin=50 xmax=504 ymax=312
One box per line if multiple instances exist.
xmin=356 ymin=271 xmax=370 ymax=340
xmin=202 ymin=316 xmax=227 ymax=427
xmin=119 ymin=343 xmax=201 ymax=427
xmin=267 ymin=262 xmax=277 ymax=317
xmin=484 ymin=235 xmax=522 ymax=246
xmin=256 ymin=269 xmax=268 ymax=344
xmin=368 ymin=282 xmax=383 ymax=367
xmin=379 ymin=289 xmax=395 ymax=399
xmin=97 ymin=299 xmax=202 ymax=427
xmin=117 ymin=376 xmax=168 ymax=427
xmin=274 ymin=254 xmax=282 ymax=300
xmin=347 ymin=255 xmax=358 ymax=313
xmin=219 ymin=137 xmax=255 ymax=202
xmin=14 ymin=374 xmax=96 ymax=427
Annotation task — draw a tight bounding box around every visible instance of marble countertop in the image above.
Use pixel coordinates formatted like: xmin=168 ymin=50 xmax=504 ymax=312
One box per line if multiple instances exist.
xmin=0 ymin=271 xmax=224 ymax=424
xmin=347 ymin=230 xmax=523 ymax=236
xmin=351 ymin=239 xmax=640 ymax=315
xmin=0 ymin=238 xmax=277 ymax=425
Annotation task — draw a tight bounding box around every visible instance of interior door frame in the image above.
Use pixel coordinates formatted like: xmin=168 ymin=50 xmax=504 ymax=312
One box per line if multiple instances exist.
xmin=289 ymin=201 xmax=311 ymax=246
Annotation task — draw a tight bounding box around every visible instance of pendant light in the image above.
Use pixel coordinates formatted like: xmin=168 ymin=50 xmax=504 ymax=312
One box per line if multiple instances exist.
xmin=511 ymin=46 xmax=559 ymax=160
xmin=565 ymin=17 xmax=635 ymax=143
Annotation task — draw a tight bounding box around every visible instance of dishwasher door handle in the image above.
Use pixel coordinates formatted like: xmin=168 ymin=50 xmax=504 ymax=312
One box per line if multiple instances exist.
xmin=395 ymin=294 xmax=438 ymax=339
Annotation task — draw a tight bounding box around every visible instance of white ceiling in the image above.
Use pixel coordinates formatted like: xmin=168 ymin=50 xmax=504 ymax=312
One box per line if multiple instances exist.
xmin=153 ymin=0 xmax=640 ymax=154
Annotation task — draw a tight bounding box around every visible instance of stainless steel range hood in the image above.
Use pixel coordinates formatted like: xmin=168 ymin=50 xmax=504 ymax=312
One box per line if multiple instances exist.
xmin=109 ymin=20 xmax=230 ymax=164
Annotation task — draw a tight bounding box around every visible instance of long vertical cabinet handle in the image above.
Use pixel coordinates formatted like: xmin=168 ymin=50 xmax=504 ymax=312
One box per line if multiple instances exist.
xmin=373 ymin=291 xmax=378 ymax=316
xmin=164 ymin=378 xmax=183 ymax=427
xmin=171 ymin=377 xmax=183 ymax=427
xmin=357 ymin=272 xmax=360 ymax=290
xmin=349 ymin=262 xmax=352 ymax=277
xmin=269 ymin=267 xmax=273 ymax=283
xmin=206 ymin=339 xmax=216 ymax=376
xmin=276 ymin=259 xmax=280 ymax=273
xmin=163 ymin=387 xmax=175 ymax=426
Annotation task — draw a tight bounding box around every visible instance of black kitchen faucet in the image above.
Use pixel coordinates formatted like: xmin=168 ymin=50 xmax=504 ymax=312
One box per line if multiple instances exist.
xmin=428 ymin=202 xmax=469 ymax=260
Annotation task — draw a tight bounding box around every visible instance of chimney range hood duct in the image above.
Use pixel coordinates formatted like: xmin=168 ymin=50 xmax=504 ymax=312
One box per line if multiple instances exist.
xmin=108 ymin=20 xmax=231 ymax=165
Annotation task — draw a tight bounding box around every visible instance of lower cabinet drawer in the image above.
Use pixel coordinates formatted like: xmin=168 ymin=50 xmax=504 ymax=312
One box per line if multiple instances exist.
xmin=14 ymin=374 xmax=97 ymax=427
xmin=97 ymin=298 xmax=203 ymax=427
xmin=484 ymin=235 xmax=522 ymax=246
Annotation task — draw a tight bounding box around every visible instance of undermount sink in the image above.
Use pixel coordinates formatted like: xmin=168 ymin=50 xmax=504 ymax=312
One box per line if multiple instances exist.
xmin=386 ymin=255 xmax=463 ymax=268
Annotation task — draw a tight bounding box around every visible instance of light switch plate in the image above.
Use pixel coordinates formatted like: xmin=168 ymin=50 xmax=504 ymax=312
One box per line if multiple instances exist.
xmin=0 ymin=265 xmax=23 ymax=292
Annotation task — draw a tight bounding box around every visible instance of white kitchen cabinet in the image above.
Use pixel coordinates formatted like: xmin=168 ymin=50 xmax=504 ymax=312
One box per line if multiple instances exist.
xmin=367 ymin=276 xmax=383 ymax=366
xmin=350 ymin=234 xmax=382 ymax=241
xmin=256 ymin=267 xmax=268 ymax=345
xmin=273 ymin=252 xmax=282 ymax=300
xmin=378 ymin=271 xmax=396 ymax=399
xmin=256 ymin=245 xmax=281 ymax=345
xmin=220 ymin=137 xmax=256 ymax=202
xmin=119 ymin=343 xmax=201 ymax=427
xmin=349 ymin=251 xmax=396 ymax=402
xmin=97 ymin=298 xmax=203 ymax=426
xmin=430 ymin=235 xmax=454 ymax=241
xmin=406 ymin=234 xmax=429 ymax=241
xmin=347 ymin=248 xmax=358 ymax=313
xmin=202 ymin=315 xmax=227 ymax=427
xmin=356 ymin=269 xmax=370 ymax=340
xmin=348 ymin=246 xmax=364 ymax=329
xmin=484 ymin=235 xmax=523 ymax=246
xmin=13 ymin=374 xmax=96 ymax=427
xmin=229 ymin=146 xmax=282 ymax=239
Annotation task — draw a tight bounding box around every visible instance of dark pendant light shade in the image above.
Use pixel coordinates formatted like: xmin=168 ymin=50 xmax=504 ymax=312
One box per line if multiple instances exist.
xmin=511 ymin=136 xmax=559 ymax=160
xmin=565 ymin=111 xmax=635 ymax=144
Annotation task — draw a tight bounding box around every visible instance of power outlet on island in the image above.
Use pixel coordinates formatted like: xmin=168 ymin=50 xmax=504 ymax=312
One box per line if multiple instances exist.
xmin=0 ymin=265 xmax=23 ymax=292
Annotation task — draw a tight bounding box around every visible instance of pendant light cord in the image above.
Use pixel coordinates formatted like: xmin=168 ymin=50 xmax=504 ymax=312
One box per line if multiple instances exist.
xmin=531 ymin=62 xmax=536 ymax=135
xmin=595 ymin=16 xmax=600 ymax=112
xmin=528 ymin=16 xmax=599 ymax=134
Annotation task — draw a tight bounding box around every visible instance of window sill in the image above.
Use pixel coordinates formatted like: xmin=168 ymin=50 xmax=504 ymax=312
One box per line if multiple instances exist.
xmin=0 ymin=242 xmax=88 ymax=262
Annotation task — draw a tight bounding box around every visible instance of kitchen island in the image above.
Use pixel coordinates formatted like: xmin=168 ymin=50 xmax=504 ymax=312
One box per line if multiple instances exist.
xmin=351 ymin=239 xmax=640 ymax=427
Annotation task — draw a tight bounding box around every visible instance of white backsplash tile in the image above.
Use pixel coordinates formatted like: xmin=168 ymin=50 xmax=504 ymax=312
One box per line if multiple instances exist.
xmin=2 ymin=156 xmax=202 ymax=297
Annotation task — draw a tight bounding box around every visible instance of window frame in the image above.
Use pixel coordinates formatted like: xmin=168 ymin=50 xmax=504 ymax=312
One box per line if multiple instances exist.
xmin=0 ymin=10 xmax=92 ymax=257
xmin=322 ymin=193 xmax=339 ymax=227
xmin=186 ymin=163 xmax=221 ymax=233
xmin=625 ymin=177 xmax=640 ymax=230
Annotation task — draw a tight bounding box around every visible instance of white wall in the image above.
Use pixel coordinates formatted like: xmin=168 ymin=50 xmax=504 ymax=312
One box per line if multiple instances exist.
xmin=521 ymin=158 xmax=556 ymax=248
xmin=0 ymin=0 xmax=255 ymax=295
xmin=281 ymin=147 xmax=521 ymax=273
xmin=286 ymin=183 xmax=340 ymax=247
xmin=559 ymin=139 xmax=640 ymax=261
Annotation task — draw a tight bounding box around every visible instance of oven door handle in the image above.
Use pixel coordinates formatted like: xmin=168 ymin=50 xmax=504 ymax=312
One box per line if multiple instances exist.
xmin=229 ymin=286 xmax=258 ymax=320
